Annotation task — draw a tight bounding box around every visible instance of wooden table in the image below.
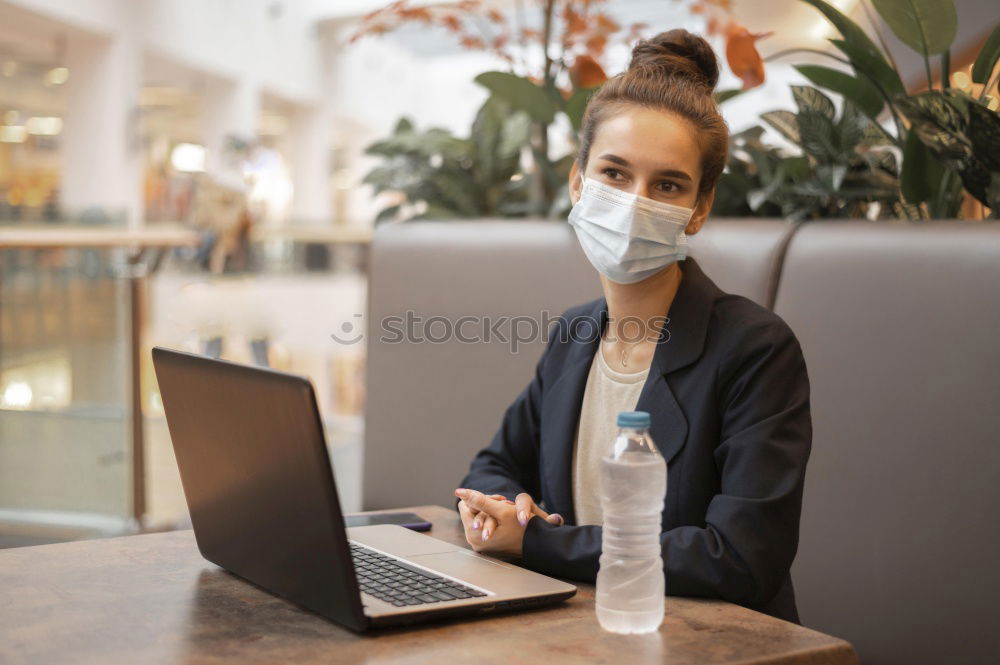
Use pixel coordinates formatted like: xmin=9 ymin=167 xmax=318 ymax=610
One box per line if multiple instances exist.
xmin=0 ymin=504 xmax=858 ymax=665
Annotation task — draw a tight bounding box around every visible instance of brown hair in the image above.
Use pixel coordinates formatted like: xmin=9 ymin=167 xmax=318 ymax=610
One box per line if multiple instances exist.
xmin=577 ymin=29 xmax=730 ymax=202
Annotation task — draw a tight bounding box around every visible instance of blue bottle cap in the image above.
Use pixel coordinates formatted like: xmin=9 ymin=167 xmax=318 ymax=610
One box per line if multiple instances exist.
xmin=617 ymin=411 xmax=651 ymax=428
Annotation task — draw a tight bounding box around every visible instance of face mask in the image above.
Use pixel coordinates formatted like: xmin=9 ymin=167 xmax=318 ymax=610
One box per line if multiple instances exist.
xmin=568 ymin=175 xmax=694 ymax=284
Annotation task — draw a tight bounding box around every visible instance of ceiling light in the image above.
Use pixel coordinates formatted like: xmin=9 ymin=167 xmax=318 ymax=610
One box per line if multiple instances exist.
xmin=2 ymin=381 xmax=33 ymax=409
xmin=0 ymin=125 xmax=27 ymax=143
xmin=171 ymin=142 xmax=207 ymax=172
xmin=45 ymin=67 xmax=70 ymax=86
xmin=26 ymin=117 xmax=63 ymax=136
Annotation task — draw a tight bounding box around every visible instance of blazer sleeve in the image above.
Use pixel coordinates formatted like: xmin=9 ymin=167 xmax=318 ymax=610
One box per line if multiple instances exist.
xmin=455 ymin=319 xmax=563 ymax=508
xmin=519 ymin=318 xmax=812 ymax=609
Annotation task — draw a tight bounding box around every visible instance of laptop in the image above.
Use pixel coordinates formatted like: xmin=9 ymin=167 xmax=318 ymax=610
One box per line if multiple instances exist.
xmin=151 ymin=346 xmax=576 ymax=631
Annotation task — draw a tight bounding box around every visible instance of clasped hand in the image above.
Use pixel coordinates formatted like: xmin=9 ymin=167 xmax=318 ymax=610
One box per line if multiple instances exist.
xmin=454 ymin=488 xmax=563 ymax=559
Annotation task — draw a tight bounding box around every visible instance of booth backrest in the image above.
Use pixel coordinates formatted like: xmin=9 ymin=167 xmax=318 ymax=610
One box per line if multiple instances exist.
xmin=775 ymin=221 xmax=1000 ymax=665
xmin=364 ymin=219 xmax=796 ymax=510
xmin=364 ymin=222 xmax=599 ymax=511
xmin=364 ymin=218 xmax=1000 ymax=664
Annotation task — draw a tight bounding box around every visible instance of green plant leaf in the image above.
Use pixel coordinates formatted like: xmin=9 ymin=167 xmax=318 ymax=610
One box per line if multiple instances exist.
xmin=794 ymin=64 xmax=884 ymax=118
xmin=870 ymin=148 xmax=899 ymax=175
xmin=394 ymin=117 xmax=414 ymax=134
xmin=747 ymin=161 xmax=787 ymax=211
xmin=498 ymin=111 xmax=533 ymax=160
xmin=988 ymin=172 xmax=1000 ymax=215
xmin=784 ymin=155 xmax=812 ymax=181
xmin=761 ymin=110 xmax=801 ymax=144
xmin=894 ymin=92 xmax=972 ymax=164
xmin=797 ymin=111 xmax=840 ymax=161
xmin=829 ymin=37 xmax=906 ymax=98
xmin=837 ymin=100 xmax=869 ymax=153
xmin=968 ymin=100 xmax=1000 ymax=171
xmin=474 ymin=71 xmax=557 ymax=124
xmin=972 ymin=23 xmax=1000 ymax=84
xmin=792 ymin=85 xmax=837 ymax=118
xmin=714 ymin=88 xmax=746 ymax=104
xmin=871 ymin=0 xmax=957 ymax=56
xmin=374 ymin=204 xmax=401 ymax=224
xmin=472 ymin=96 xmax=506 ymax=187
xmin=565 ymin=86 xmax=599 ymax=132
xmin=901 ymin=129 xmax=944 ymax=204
xmin=800 ymin=0 xmax=892 ymax=63
xmin=861 ymin=117 xmax=895 ymax=145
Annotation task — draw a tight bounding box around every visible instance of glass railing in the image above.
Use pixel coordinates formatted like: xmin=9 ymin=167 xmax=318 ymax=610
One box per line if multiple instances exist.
xmin=0 ymin=244 xmax=133 ymax=546
xmin=0 ymin=218 xmax=369 ymax=547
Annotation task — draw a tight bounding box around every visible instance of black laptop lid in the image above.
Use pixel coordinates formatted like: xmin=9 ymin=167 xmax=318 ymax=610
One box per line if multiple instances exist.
xmin=151 ymin=346 xmax=366 ymax=631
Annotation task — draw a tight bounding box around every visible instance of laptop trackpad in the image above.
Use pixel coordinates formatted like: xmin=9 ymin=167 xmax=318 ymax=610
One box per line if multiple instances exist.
xmin=408 ymin=551 xmax=525 ymax=591
xmin=346 ymin=524 xmax=460 ymax=556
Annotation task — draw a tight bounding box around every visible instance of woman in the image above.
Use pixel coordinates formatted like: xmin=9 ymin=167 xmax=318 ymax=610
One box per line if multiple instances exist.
xmin=454 ymin=28 xmax=811 ymax=624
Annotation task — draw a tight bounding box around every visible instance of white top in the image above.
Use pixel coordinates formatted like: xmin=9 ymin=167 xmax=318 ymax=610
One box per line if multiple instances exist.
xmin=571 ymin=346 xmax=650 ymax=526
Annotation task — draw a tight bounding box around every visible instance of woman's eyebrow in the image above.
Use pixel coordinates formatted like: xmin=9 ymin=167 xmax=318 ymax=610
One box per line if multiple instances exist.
xmin=597 ymin=153 xmax=692 ymax=181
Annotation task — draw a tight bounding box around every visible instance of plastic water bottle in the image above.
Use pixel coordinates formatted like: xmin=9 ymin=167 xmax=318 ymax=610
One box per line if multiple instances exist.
xmin=596 ymin=411 xmax=667 ymax=634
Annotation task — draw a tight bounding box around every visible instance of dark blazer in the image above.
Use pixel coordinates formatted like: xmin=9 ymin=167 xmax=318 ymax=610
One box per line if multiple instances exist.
xmin=457 ymin=255 xmax=812 ymax=624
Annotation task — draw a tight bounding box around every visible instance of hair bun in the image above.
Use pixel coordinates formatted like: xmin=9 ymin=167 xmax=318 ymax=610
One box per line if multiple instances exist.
xmin=628 ymin=29 xmax=720 ymax=91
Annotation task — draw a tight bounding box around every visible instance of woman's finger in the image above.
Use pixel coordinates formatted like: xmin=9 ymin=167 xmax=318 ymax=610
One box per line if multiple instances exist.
xmin=515 ymin=492 xmax=564 ymax=526
xmin=458 ymin=499 xmax=479 ymax=525
xmin=539 ymin=509 xmax=564 ymax=525
xmin=514 ymin=493 xmax=540 ymax=526
xmin=457 ymin=500 xmax=475 ymax=534
xmin=481 ymin=513 xmax=498 ymax=542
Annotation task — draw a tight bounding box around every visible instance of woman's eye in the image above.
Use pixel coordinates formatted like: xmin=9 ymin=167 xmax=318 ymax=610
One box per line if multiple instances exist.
xmin=657 ymin=181 xmax=679 ymax=193
xmin=602 ymin=168 xmax=624 ymax=180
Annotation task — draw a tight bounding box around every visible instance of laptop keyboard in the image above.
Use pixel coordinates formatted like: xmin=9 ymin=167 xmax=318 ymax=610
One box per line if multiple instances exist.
xmin=349 ymin=542 xmax=489 ymax=607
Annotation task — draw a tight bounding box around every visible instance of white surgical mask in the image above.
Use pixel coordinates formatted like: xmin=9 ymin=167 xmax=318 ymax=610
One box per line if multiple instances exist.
xmin=568 ymin=175 xmax=693 ymax=284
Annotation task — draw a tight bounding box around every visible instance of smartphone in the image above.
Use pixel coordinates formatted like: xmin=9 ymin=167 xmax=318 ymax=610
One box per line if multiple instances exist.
xmin=343 ymin=511 xmax=433 ymax=532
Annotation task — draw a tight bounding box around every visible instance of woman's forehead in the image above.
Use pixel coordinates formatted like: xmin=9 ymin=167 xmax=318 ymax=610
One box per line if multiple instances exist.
xmin=590 ymin=106 xmax=702 ymax=174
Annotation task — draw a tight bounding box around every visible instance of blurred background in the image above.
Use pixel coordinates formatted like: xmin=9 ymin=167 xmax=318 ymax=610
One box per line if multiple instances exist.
xmin=0 ymin=0 xmax=995 ymax=547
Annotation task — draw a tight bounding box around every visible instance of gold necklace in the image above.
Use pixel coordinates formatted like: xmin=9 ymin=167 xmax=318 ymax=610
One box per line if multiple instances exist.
xmin=619 ymin=340 xmax=643 ymax=368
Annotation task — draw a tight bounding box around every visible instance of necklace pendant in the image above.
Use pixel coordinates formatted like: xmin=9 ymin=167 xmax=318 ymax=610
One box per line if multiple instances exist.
xmin=620 ymin=347 xmax=628 ymax=367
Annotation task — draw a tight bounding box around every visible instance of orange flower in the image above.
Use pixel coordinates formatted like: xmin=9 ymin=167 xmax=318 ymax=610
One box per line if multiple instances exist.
xmin=460 ymin=35 xmax=485 ymax=49
xmin=570 ymin=54 xmax=608 ymax=89
xmin=706 ymin=15 xmax=721 ymax=36
xmin=595 ymin=13 xmax=619 ymax=33
xmin=398 ymin=7 xmax=432 ymax=22
xmin=441 ymin=14 xmax=462 ymax=32
xmin=585 ymin=33 xmax=608 ymax=56
xmin=725 ymin=21 xmax=772 ymax=89
xmin=564 ymin=6 xmax=587 ymax=36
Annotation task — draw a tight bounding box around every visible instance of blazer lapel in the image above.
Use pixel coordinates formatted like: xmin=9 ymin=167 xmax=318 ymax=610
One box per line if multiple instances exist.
xmin=638 ymin=256 xmax=721 ymax=467
xmin=539 ymin=256 xmax=722 ymax=523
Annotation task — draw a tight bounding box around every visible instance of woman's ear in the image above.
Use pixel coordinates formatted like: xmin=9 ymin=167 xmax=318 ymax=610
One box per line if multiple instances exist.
xmin=686 ymin=188 xmax=715 ymax=235
xmin=568 ymin=160 xmax=583 ymax=206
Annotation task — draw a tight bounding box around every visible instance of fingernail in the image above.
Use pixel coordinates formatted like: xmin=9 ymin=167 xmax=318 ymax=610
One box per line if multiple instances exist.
xmin=553 ymin=514 xmax=564 ymax=525
xmin=472 ymin=520 xmax=480 ymax=529
xmin=454 ymin=488 xmax=467 ymax=496
xmin=482 ymin=528 xmax=490 ymax=541
xmin=518 ymin=511 xmax=527 ymax=526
